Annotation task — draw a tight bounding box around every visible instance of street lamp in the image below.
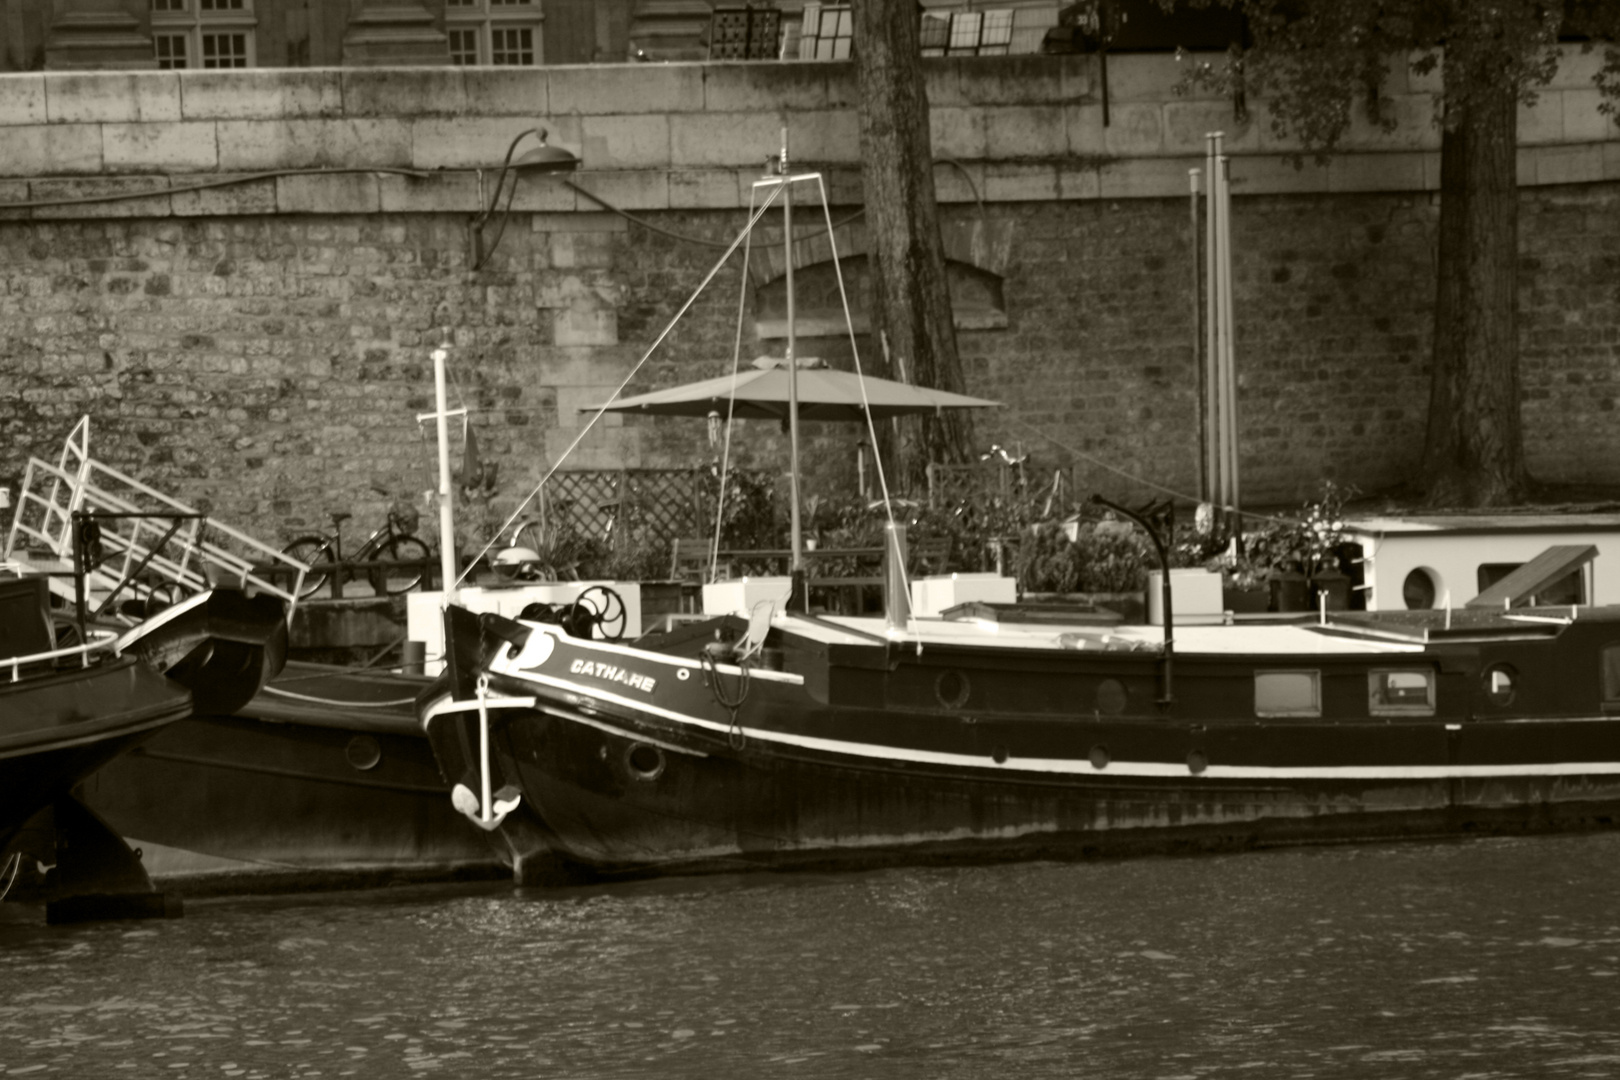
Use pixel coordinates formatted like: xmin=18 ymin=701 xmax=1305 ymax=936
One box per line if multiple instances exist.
xmin=469 ymin=127 xmax=580 ymax=270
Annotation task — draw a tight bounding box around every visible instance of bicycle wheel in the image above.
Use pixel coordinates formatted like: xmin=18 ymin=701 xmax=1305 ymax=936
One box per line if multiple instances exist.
xmin=283 ymin=537 xmax=333 ymax=599
xmin=373 ymin=535 xmax=432 ymax=595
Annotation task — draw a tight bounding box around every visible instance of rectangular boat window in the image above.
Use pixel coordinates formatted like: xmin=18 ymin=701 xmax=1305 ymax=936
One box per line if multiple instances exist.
xmin=1255 ymin=671 xmax=1320 ymax=717
xmin=1369 ymin=669 xmax=1434 ymax=715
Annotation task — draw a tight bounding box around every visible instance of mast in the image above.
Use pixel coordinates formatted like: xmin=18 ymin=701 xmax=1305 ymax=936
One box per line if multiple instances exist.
xmin=429 ymin=342 xmax=460 ymax=606
xmin=782 ymin=128 xmax=804 ymax=580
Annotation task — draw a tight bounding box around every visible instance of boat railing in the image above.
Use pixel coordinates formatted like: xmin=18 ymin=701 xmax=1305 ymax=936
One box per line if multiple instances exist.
xmin=3 ymin=628 xmax=120 ymax=683
xmin=3 ymin=418 xmax=306 ymax=621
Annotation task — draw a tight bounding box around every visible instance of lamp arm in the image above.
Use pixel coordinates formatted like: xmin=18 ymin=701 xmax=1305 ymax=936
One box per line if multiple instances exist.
xmin=476 ymin=127 xmax=542 ymax=228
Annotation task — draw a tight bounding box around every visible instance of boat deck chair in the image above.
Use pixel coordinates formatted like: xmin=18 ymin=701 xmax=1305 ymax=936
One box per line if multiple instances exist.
xmin=908 ymin=534 xmax=954 ymax=576
xmin=703 ymin=598 xmax=777 ymax=666
xmin=671 ymin=536 xmax=729 ymax=613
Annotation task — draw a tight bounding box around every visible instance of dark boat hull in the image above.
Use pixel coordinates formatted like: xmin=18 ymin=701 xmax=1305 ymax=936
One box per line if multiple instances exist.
xmin=0 ymin=656 xmax=191 ymax=852
xmin=424 ymin=611 xmax=1620 ymax=877
xmin=81 ymin=662 xmax=505 ymax=885
xmin=494 ymin=708 xmax=1620 ymax=875
xmin=128 ymin=589 xmax=290 ymax=715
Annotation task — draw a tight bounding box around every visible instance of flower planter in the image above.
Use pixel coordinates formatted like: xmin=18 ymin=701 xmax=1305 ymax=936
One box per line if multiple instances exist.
xmin=1223 ymin=585 xmax=1270 ymax=614
xmin=1022 ymin=592 xmax=1145 ymax=624
xmin=1309 ymin=570 xmax=1351 ymax=612
xmin=1269 ymin=571 xmax=1310 ymax=613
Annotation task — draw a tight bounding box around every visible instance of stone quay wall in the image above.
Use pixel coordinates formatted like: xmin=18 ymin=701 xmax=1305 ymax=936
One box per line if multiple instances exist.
xmin=0 ymin=52 xmax=1617 ymax=550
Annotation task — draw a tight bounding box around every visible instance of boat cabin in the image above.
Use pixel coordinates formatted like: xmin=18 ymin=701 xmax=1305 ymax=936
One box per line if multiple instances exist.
xmin=1342 ymin=514 xmax=1620 ymax=612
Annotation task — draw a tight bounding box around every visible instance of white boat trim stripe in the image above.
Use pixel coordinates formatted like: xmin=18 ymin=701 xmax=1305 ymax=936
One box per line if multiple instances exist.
xmin=507 ymin=626 xmax=806 ymax=685
xmin=481 ymin=670 xmax=1620 ymax=783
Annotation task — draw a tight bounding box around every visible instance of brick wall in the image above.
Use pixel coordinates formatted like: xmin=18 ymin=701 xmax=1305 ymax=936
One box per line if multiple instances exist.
xmin=0 ymin=55 xmax=1617 ymax=549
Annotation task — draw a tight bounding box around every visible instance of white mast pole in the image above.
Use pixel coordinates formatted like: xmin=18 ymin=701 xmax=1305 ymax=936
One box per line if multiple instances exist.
xmin=431 ymin=342 xmax=459 ymax=607
xmin=1203 ymin=133 xmax=1221 ymax=518
xmin=783 ymin=127 xmax=804 ymax=580
xmin=1218 ymin=150 xmax=1241 ymax=531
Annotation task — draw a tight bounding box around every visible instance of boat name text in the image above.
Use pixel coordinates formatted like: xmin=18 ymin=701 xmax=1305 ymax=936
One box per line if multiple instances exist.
xmin=569 ymin=658 xmax=658 ymax=693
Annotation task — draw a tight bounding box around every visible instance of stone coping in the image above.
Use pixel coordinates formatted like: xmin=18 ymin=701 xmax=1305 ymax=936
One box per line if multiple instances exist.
xmin=0 ymin=50 xmax=1615 ymax=213
xmin=0 ymin=144 xmax=1615 ymax=219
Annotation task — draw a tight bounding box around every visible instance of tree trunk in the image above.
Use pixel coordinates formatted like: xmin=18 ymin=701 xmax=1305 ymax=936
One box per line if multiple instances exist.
xmin=853 ymin=0 xmax=974 ymax=494
xmin=1421 ymin=41 xmax=1528 ymax=507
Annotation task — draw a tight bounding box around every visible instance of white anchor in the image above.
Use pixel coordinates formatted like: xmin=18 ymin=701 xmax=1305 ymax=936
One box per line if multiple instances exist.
xmin=450 ymin=674 xmax=522 ymax=831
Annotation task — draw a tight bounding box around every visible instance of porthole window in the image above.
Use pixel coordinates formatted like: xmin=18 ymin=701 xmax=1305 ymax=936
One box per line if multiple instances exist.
xmin=935 ymin=670 xmax=971 ymax=709
xmin=625 ymin=742 xmax=665 ymax=781
xmin=345 ymin=735 xmax=382 ymax=771
xmin=1483 ymin=664 xmax=1517 ymax=707
xmin=1403 ymin=567 xmax=1439 ymax=610
xmin=1095 ymin=679 xmax=1127 ymax=716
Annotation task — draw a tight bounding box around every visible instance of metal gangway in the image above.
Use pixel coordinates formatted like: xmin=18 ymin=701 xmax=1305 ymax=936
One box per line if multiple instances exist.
xmin=3 ymin=417 xmax=307 ymax=621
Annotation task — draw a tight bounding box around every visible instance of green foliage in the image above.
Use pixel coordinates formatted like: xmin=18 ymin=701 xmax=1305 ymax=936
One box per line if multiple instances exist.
xmin=1226 ymin=480 xmax=1358 ymax=580
xmin=1012 ymin=520 xmax=1155 ymax=595
xmin=698 ymin=464 xmax=782 ymax=550
xmin=1013 ymin=523 xmax=1082 ymax=594
xmin=594 ymin=527 xmax=669 ymax=582
xmin=1175 ymin=1 xmax=1619 ymax=158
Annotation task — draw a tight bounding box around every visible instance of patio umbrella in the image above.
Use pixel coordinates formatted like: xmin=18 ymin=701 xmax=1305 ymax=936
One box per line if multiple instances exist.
xmin=582 ymin=356 xmax=1001 ymax=422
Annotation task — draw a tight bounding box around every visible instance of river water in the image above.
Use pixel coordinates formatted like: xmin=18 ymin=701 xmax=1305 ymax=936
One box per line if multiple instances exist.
xmin=3 ymin=833 xmax=1619 ymax=1079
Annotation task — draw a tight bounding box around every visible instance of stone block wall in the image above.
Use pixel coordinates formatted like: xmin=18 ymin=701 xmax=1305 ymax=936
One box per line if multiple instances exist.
xmin=0 ymin=53 xmax=1617 ymax=551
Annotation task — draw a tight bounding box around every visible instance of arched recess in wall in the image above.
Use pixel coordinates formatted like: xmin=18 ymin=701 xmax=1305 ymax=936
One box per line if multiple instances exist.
xmin=754 ymin=255 xmax=1008 ymax=343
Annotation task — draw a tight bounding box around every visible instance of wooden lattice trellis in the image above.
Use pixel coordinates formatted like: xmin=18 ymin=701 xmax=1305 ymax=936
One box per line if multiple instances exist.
xmin=538 ymin=469 xmax=708 ymax=548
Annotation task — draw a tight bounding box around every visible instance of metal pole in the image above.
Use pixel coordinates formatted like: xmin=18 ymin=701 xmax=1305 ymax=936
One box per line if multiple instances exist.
xmin=1212 ymin=137 xmax=1232 ymax=522
xmin=1190 ymin=166 xmax=1206 ymax=503
xmin=1220 ymin=152 xmax=1242 ymax=539
xmin=432 ymin=343 xmax=459 ymax=606
xmin=885 ymin=521 xmax=910 ymax=633
xmin=1091 ymin=495 xmax=1173 ymax=705
xmin=782 ymin=129 xmax=805 ymax=583
xmin=1203 ymin=134 xmax=1220 ymax=517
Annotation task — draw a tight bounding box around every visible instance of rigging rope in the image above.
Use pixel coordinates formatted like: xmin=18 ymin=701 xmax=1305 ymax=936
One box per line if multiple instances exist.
xmin=260 ymin=685 xmax=422 ymax=708
xmin=700 ymin=651 xmax=750 ymax=751
xmin=459 ymin=188 xmax=789 ymax=583
xmin=0 ymin=852 xmax=21 ymax=903
xmin=1008 ymin=417 xmax=1307 ymax=530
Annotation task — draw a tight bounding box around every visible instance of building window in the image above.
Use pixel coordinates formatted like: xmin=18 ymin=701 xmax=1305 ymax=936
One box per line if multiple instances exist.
xmin=797 ymin=4 xmax=852 ymax=60
xmin=921 ymin=8 xmax=1017 ymax=57
xmin=447 ymin=0 xmax=542 ymax=66
xmin=709 ymin=6 xmax=783 ymax=60
xmin=151 ymin=0 xmax=256 ymax=69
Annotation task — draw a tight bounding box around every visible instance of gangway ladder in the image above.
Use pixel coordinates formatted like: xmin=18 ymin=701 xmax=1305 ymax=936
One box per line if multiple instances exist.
xmin=3 ymin=416 xmax=307 ymax=621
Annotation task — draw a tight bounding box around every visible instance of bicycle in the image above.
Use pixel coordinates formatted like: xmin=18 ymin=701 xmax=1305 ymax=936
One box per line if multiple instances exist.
xmin=282 ymin=508 xmax=433 ymax=599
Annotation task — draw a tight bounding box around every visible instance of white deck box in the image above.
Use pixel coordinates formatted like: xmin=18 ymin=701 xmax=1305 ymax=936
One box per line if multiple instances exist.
xmin=1146 ymin=568 xmax=1225 ymax=625
xmin=910 ymin=573 xmax=1018 ymax=618
xmin=701 ymin=576 xmax=794 ymax=617
xmin=406 ymin=581 xmax=641 ymax=676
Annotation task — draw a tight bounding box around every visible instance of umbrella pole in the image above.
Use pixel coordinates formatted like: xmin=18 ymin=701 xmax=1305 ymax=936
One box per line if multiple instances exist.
xmin=782 ymin=131 xmax=806 ymax=605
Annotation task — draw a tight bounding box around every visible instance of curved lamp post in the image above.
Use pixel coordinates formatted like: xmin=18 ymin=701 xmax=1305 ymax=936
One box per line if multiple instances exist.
xmin=469 ymin=127 xmax=580 ymax=270
xmin=1091 ymin=493 xmax=1176 ymax=707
